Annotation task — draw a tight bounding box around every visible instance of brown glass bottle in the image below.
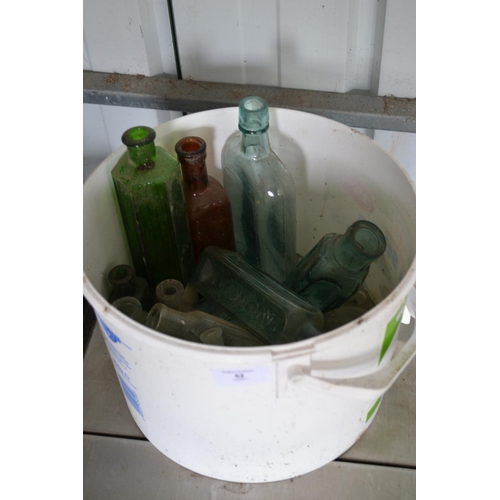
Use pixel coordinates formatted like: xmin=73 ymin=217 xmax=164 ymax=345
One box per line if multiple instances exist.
xmin=175 ymin=136 xmax=236 ymax=261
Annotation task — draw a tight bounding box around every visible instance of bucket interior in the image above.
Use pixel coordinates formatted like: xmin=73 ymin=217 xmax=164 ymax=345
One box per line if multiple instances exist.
xmin=83 ymin=108 xmax=415 ymax=310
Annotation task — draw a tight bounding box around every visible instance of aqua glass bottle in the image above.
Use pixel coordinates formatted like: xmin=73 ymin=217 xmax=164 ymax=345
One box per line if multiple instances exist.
xmin=289 ymin=220 xmax=386 ymax=312
xmin=194 ymin=297 xmax=239 ymax=324
xmin=221 ymin=96 xmax=297 ymax=284
xmin=190 ymin=246 xmax=324 ymax=344
xmin=108 ymin=264 xmax=153 ymax=312
xmin=111 ymin=126 xmax=194 ymax=289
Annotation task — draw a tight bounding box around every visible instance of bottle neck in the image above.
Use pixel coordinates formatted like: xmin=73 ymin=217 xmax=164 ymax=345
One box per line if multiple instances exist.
xmin=179 ymin=157 xmax=209 ymax=191
xmin=240 ymin=130 xmax=270 ymax=159
xmin=175 ymin=137 xmax=209 ymax=190
xmin=127 ymin=142 xmax=157 ymax=170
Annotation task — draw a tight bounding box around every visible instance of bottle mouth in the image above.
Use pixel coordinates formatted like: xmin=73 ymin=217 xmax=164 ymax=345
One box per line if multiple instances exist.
xmin=238 ymin=96 xmax=269 ymax=134
xmin=122 ymin=126 xmax=156 ymax=147
xmin=175 ymin=136 xmax=207 ymax=158
xmin=175 ymin=136 xmax=207 ymax=163
xmin=113 ymin=297 xmax=143 ymax=321
xmin=156 ymin=279 xmax=184 ymax=304
xmin=108 ymin=264 xmax=134 ymax=286
xmin=351 ymin=221 xmax=387 ymax=258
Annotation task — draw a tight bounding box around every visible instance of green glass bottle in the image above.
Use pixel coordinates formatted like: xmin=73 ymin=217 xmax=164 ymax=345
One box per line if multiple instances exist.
xmin=190 ymin=246 xmax=324 ymax=345
xmin=221 ymin=96 xmax=297 ymax=284
xmin=289 ymin=220 xmax=386 ymax=312
xmin=111 ymin=126 xmax=194 ymax=288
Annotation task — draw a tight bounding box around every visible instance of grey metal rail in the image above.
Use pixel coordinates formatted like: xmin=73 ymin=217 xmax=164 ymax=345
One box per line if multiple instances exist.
xmin=83 ymin=70 xmax=415 ymax=133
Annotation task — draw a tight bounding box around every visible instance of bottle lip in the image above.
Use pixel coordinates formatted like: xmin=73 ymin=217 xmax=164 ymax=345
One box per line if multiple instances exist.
xmin=238 ymin=96 xmax=270 ymax=134
xmin=108 ymin=264 xmax=135 ymax=286
xmin=122 ymin=126 xmax=156 ymax=147
xmin=348 ymin=220 xmax=387 ymax=258
xmin=175 ymin=136 xmax=207 ymax=158
xmin=156 ymin=279 xmax=185 ymax=303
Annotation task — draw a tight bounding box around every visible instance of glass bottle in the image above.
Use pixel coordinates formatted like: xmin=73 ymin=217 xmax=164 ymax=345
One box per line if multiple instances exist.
xmin=146 ymin=303 xmax=265 ymax=347
xmin=194 ymin=297 xmax=240 ymax=324
xmin=221 ymin=96 xmax=297 ymax=284
xmin=289 ymin=220 xmax=386 ymax=312
xmin=322 ymin=287 xmax=377 ymax=331
xmin=155 ymin=279 xmax=193 ymax=312
xmin=175 ymin=136 xmax=236 ymax=262
xmin=112 ymin=297 xmax=147 ymax=325
xmin=111 ymin=126 xmax=194 ymax=288
xmin=199 ymin=327 xmax=225 ymax=346
xmin=108 ymin=264 xmax=154 ymax=312
xmin=190 ymin=246 xmax=324 ymax=345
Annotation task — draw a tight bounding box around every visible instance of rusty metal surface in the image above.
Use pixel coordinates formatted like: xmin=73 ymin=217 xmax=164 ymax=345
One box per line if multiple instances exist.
xmin=83 ymin=71 xmax=416 ymax=133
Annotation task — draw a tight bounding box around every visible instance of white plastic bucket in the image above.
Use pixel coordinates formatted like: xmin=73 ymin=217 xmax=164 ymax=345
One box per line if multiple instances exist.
xmin=83 ymin=108 xmax=416 ymax=483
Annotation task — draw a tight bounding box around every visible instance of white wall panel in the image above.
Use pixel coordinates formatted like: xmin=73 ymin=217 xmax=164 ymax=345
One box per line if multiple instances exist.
xmin=278 ymin=0 xmax=349 ymax=91
xmin=373 ymin=0 xmax=416 ymax=181
xmin=173 ymin=0 xmax=279 ymax=85
xmin=83 ymin=0 xmax=176 ymax=76
xmin=344 ymin=0 xmax=380 ymax=92
xmin=279 ymin=0 xmax=382 ymax=93
xmin=174 ymin=0 xmax=384 ymax=93
xmin=377 ymin=0 xmax=416 ymax=98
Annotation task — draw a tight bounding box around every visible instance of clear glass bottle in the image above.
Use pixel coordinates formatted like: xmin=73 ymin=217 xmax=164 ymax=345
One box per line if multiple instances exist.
xmin=111 ymin=126 xmax=194 ymax=288
xmin=146 ymin=303 xmax=265 ymax=347
xmin=108 ymin=264 xmax=153 ymax=312
xmin=190 ymin=246 xmax=324 ymax=344
xmin=322 ymin=287 xmax=377 ymax=331
xmin=289 ymin=220 xmax=386 ymax=312
xmin=221 ymin=96 xmax=297 ymax=284
xmin=175 ymin=136 xmax=236 ymax=261
xmin=155 ymin=279 xmax=193 ymax=312
xmin=199 ymin=327 xmax=225 ymax=346
xmin=112 ymin=297 xmax=148 ymax=325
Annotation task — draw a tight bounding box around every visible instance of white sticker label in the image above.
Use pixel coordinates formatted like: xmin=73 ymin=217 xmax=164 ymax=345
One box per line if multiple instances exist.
xmin=211 ymin=365 xmax=272 ymax=386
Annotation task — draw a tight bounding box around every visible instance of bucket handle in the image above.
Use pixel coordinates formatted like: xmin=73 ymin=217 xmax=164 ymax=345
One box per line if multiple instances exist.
xmin=288 ymin=316 xmax=416 ymax=401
